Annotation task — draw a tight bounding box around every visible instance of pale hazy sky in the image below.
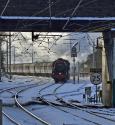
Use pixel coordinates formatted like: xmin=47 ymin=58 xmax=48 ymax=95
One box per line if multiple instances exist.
xmin=3 ymin=32 xmax=102 ymax=64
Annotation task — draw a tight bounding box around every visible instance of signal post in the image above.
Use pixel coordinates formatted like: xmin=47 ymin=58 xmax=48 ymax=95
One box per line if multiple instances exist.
xmin=71 ymin=42 xmax=80 ymax=84
xmin=71 ymin=46 xmax=77 ymax=84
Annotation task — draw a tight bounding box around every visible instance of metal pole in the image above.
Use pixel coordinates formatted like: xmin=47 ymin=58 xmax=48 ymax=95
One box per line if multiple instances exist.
xmin=78 ymin=61 xmax=80 ymax=83
xmin=0 ymin=39 xmax=2 ymax=82
xmin=0 ymin=100 xmax=2 ymax=125
xmin=6 ymin=40 xmax=8 ymax=73
xmin=93 ymin=42 xmax=95 ymax=68
xmin=32 ymin=42 xmax=33 ymax=63
xmin=49 ymin=0 xmax=52 ymax=28
xmin=96 ymin=85 xmax=98 ymax=103
xmin=13 ymin=47 xmax=15 ymax=64
xmin=93 ymin=42 xmax=98 ymax=103
xmin=9 ymin=32 xmax=12 ymax=80
xmin=73 ymin=57 xmax=76 ymax=84
xmin=112 ymin=37 xmax=115 ymax=107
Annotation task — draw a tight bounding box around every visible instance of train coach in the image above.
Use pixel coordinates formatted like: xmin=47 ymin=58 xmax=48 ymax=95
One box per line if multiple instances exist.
xmin=9 ymin=62 xmax=52 ymax=77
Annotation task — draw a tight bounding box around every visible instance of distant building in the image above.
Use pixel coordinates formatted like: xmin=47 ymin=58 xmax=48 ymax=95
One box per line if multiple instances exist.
xmin=80 ymin=48 xmax=102 ymax=76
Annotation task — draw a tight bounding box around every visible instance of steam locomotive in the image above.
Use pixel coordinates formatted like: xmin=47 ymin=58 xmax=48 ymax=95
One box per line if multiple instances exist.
xmin=51 ymin=58 xmax=70 ymax=83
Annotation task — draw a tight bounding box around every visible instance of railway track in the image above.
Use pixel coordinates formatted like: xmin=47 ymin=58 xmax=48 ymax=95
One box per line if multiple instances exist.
xmin=53 ymin=83 xmax=115 ymax=125
xmin=0 ymin=80 xmax=38 ymax=125
xmin=3 ymin=77 xmax=115 ymax=125
xmin=14 ymin=81 xmax=52 ymax=125
xmin=2 ymin=82 xmax=42 ymax=125
xmin=3 ymin=111 xmax=23 ymax=125
xmin=1 ymin=78 xmax=52 ymax=125
xmin=39 ymin=83 xmax=103 ymax=125
xmin=35 ymin=81 xmax=115 ymax=125
xmin=41 ymin=81 xmax=86 ymax=103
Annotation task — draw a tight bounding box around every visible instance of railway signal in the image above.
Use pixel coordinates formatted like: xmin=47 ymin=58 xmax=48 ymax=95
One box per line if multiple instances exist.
xmin=71 ymin=46 xmax=77 ymax=57
xmin=32 ymin=32 xmax=38 ymax=41
xmin=71 ymin=46 xmax=77 ymax=84
xmin=71 ymin=42 xmax=80 ymax=84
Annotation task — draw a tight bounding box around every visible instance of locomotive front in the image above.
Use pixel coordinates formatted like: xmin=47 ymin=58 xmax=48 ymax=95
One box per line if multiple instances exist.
xmin=51 ymin=58 xmax=70 ymax=83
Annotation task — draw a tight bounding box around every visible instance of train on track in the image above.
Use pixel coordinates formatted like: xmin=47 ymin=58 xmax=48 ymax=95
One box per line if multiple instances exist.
xmin=6 ymin=58 xmax=70 ymax=83
xmin=8 ymin=62 xmax=52 ymax=77
xmin=52 ymin=58 xmax=70 ymax=83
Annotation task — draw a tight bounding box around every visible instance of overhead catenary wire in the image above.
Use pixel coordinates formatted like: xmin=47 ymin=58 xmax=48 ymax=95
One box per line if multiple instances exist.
xmin=8 ymin=0 xmax=95 ymax=31
xmin=1 ymin=0 xmax=107 ymax=62
xmin=0 ymin=0 xmax=112 ymax=33
xmin=62 ymin=0 xmax=84 ymax=30
xmin=22 ymin=0 xmax=102 ymax=32
xmin=11 ymin=0 xmax=107 ymax=33
xmin=76 ymin=20 xmax=113 ymax=32
xmin=31 ymin=0 xmax=61 ymax=17
xmin=14 ymin=0 xmax=61 ymax=30
xmin=12 ymin=32 xmax=58 ymax=62
xmin=16 ymin=0 xmax=97 ymax=31
xmin=55 ymin=0 xmax=98 ymax=17
xmin=86 ymin=33 xmax=97 ymax=47
xmin=49 ymin=0 xmax=52 ymax=28
xmin=0 ymin=0 xmax=10 ymax=16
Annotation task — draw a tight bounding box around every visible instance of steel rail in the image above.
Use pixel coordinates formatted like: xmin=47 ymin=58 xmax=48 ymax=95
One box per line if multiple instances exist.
xmin=39 ymin=83 xmax=101 ymax=125
xmin=53 ymin=83 xmax=115 ymax=124
xmin=1 ymin=79 xmax=50 ymax=125
xmin=3 ymin=111 xmax=23 ymax=125
xmin=14 ymin=81 xmax=51 ymax=125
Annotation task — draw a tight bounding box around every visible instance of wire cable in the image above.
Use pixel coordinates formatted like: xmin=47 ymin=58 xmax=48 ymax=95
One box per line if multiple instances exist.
xmin=55 ymin=0 xmax=98 ymax=17
xmin=49 ymin=0 xmax=52 ymax=28
xmin=14 ymin=0 xmax=61 ymax=30
xmin=62 ymin=0 xmax=84 ymax=30
xmin=0 ymin=0 xmax=10 ymax=16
